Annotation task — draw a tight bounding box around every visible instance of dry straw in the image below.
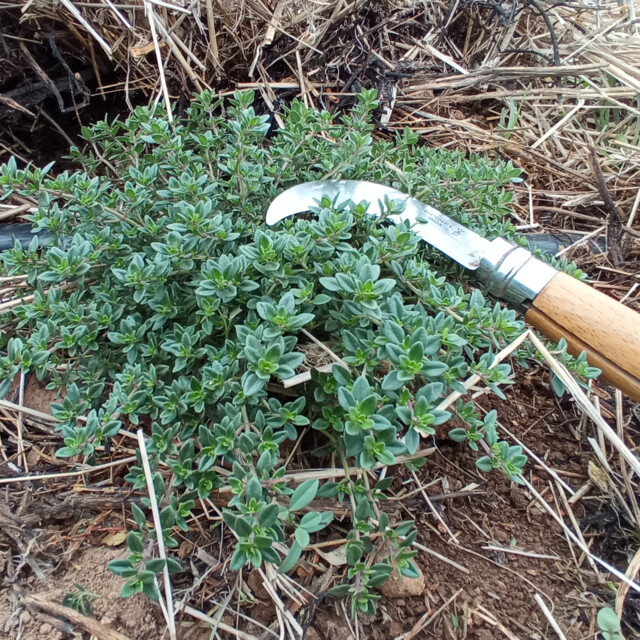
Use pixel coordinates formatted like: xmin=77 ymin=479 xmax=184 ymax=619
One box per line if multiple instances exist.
xmin=2 ymin=2 xmax=638 ymax=285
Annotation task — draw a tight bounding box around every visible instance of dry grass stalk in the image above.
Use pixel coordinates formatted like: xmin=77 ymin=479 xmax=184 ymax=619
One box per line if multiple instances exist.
xmin=136 ymin=427 xmax=177 ymax=640
xmin=15 ymin=371 xmax=28 ymax=472
xmin=471 ymin=605 xmax=520 ymax=640
xmin=410 ymin=468 xmax=457 ymax=542
xmin=204 ymin=0 xmax=219 ymax=67
xmin=551 ymin=480 xmax=595 ymax=572
xmin=0 ymin=203 xmax=33 ymax=221
xmin=527 ymin=331 xmax=640 ymax=478
xmin=393 ymin=589 xmax=463 ymax=640
xmin=182 ymin=605 xmax=259 ymax=640
xmin=23 ymin=593 xmax=133 ymax=640
xmin=615 ymin=390 xmax=640 ymax=526
xmin=0 ymin=455 xmax=137 ymax=484
xmin=57 ymin=0 xmax=113 ymax=55
xmin=281 ymin=363 xmax=333 ymax=388
xmin=481 ymin=546 xmax=560 ymax=561
xmin=533 ymin=593 xmax=568 ymax=640
xmin=411 ymin=540 xmax=469 ymax=574
xmin=616 ymin=545 xmax=640 ymax=618
xmin=143 ymin=0 xmax=173 ymax=123
xmin=435 ymin=331 xmax=530 ymax=416
xmin=523 ymin=475 xmax=640 ymax=594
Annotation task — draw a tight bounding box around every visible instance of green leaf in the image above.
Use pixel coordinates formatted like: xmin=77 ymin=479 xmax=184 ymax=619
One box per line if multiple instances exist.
xmin=375 ymin=448 xmax=396 ymax=465
xmin=138 ymin=570 xmax=156 ymax=584
xmin=405 ymin=428 xmax=419 ymax=455
xmin=382 ymin=321 xmax=404 ymax=344
xmin=253 ymin=535 xmax=274 ymax=549
xmin=229 ymin=549 xmax=247 ymax=571
xmin=316 ymin=482 xmax=337 ymax=498
xmin=422 ymin=361 xmax=448 ymax=377
xmin=360 ymin=394 xmax=377 ymax=415
xmin=245 ymin=476 xmax=263 ymax=502
xmin=222 ymin=511 xmax=237 ymax=532
xmin=476 ymin=456 xmax=494 ymax=472
xmin=120 ymin=581 xmax=139 ymax=599
xmin=381 ymin=370 xmax=404 ymax=392
xmin=146 ymin=558 xmax=166 ymax=573
xmin=289 ymin=478 xmax=318 ymax=512
xmin=355 ymin=498 xmax=372 ymax=521
xmin=338 ymin=387 xmax=356 ymax=410
xmin=550 ymin=374 xmax=566 ymax=398
xmin=294 ymin=527 xmax=310 ymax=547
xmin=300 ymin=511 xmax=332 ymax=532
xmin=332 ymin=365 xmax=352 ymax=387
xmin=399 ymin=561 xmax=421 ymax=579
xmin=235 ymin=517 xmax=253 ymax=538
xmin=258 ymin=503 xmax=280 ymax=527
xmin=142 ymin=582 xmax=161 ymax=601
xmin=448 ymin=428 xmax=468 ymax=442
xmin=327 ymin=583 xmax=352 ymax=597
xmin=278 ymin=542 xmax=302 ymax=574
xmin=108 ymin=559 xmax=133 ymax=576
xmin=351 ymin=375 xmax=370 ymax=401
xmin=55 ymin=446 xmax=76 ymax=458
xmin=242 ymin=372 xmax=265 ymax=396
xmin=166 ymin=557 xmax=183 ymax=574
xmin=319 ymin=277 xmax=341 ymax=292
xmin=126 ymin=531 xmax=144 ymax=553
xmin=367 ymin=563 xmax=392 ymax=586
xmin=345 ymin=540 xmax=364 ymax=566
xmin=597 ymin=607 xmax=621 ymax=633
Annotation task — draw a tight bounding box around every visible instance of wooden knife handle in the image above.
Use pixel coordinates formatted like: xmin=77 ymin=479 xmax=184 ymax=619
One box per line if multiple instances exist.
xmin=524 ymin=272 xmax=640 ymax=402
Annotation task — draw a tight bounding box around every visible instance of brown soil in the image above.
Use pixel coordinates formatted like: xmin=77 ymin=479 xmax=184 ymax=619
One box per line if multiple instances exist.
xmin=1 ymin=370 xmax=636 ymax=640
xmin=0 ymin=547 xmax=163 ymax=640
xmin=300 ymin=376 xmax=628 ymax=640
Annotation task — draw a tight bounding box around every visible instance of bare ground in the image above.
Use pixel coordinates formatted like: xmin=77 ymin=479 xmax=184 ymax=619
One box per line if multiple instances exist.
xmin=1 ymin=370 xmax=638 ymax=640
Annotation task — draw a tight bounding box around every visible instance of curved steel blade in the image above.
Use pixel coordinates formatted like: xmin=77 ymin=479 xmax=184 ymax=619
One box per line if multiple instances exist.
xmin=266 ymin=180 xmax=490 ymax=270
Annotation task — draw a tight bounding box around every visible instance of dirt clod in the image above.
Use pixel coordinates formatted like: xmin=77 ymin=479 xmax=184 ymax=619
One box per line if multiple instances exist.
xmin=379 ymin=568 xmax=426 ymax=599
xmin=388 ymin=620 xmax=403 ymax=635
xmin=247 ymin=569 xmax=270 ymax=601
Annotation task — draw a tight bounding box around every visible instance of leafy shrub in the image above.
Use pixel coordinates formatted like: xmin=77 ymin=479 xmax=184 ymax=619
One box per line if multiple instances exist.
xmin=0 ymin=90 xmax=597 ymax=612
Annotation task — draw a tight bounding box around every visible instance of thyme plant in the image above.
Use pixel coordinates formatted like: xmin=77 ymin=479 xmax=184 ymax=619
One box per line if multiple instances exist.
xmin=0 ymin=90 xmax=598 ymax=612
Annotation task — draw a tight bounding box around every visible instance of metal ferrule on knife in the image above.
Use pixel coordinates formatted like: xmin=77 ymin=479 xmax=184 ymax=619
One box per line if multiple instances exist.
xmin=476 ymin=237 xmax=557 ymax=311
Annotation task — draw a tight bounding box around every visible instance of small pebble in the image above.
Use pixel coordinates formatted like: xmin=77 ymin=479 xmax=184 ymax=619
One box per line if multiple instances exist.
xmin=380 ymin=567 xmax=426 ymax=599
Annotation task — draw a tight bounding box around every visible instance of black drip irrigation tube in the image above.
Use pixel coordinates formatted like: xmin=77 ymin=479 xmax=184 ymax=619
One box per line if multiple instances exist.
xmin=0 ymin=223 xmax=607 ymax=255
xmin=0 ymin=223 xmax=52 ymax=251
